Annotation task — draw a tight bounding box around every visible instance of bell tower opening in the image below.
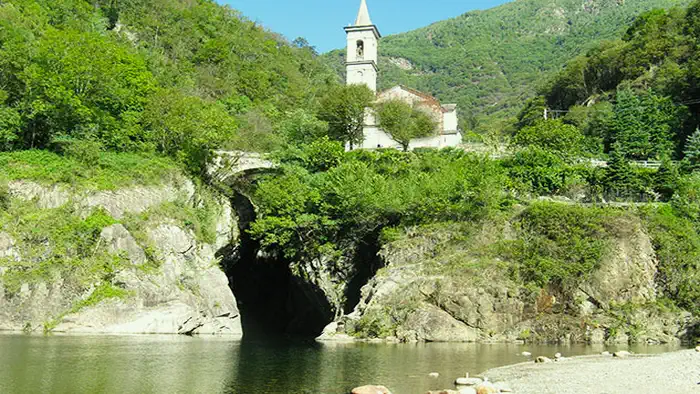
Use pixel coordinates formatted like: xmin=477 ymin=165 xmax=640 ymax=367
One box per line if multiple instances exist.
xmin=356 ymin=40 xmax=364 ymax=59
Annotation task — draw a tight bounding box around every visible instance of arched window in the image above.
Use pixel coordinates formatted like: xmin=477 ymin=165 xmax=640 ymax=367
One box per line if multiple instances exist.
xmin=356 ymin=40 xmax=364 ymax=59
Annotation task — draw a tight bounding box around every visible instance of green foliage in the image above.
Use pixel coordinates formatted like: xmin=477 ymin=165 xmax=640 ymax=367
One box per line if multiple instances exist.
xmin=609 ymin=88 xmax=684 ymax=160
xmin=122 ymin=187 xmax=222 ymax=246
xmin=250 ymin=149 xmax=509 ymax=261
xmin=0 ymin=150 xmax=180 ymax=191
xmin=654 ymin=158 xmax=681 ymax=200
xmin=376 ymin=99 xmax=437 ymax=151
xmin=605 ymin=148 xmax=638 ymax=196
xmin=141 ymin=89 xmax=236 ymax=175
xmin=279 ymin=109 xmax=329 ymax=145
xmin=277 ymin=137 xmax=346 ymax=173
xmin=504 ymin=203 xmax=620 ymax=289
xmin=0 ymin=0 xmax=337 ymax=173
xmin=515 ymin=97 xmax=546 ymax=130
xmin=671 ymin=173 xmax=700 ymax=222
xmin=641 ymin=205 xmax=700 ymax=314
xmin=683 ymin=128 xmax=700 ymax=171
xmin=503 ymin=148 xmax=569 ymax=195
xmin=513 ymin=120 xmax=585 ymax=158
xmin=563 ymin=102 xmax=613 ymax=155
xmin=540 ymin=1 xmax=700 ymax=161
xmin=603 ymin=148 xmax=658 ymax=200
xmin=318 ymin=85 xmax=375 ymax=147
xmin=0 ymin=200 xmax=127 ymax=296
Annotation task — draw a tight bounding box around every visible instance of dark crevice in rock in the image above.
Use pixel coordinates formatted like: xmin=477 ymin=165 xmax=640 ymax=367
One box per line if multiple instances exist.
xmin=343 ymin=230 xmax=384 ymax=314
xmin=218 ymin=192 xmax=334 ymax=340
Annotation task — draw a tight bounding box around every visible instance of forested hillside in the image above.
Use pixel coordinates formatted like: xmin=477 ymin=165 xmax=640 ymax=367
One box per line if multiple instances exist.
xmin=536 ymin=2 xmax=700 ymax=161
xmin=324 ymin=0 xmax=691 ymax=131
xmin=0 ymin=0 xmax=335 ymax=173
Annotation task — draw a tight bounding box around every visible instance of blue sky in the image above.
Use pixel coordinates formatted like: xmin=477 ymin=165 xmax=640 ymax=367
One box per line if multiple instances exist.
xmin=219 ymin=0 xmax=510 ymax=53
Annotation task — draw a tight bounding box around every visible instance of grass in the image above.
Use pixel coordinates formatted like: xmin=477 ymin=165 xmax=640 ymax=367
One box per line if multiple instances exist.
xmin=43 ymin=282 xmax=132 ymax=333
xmin=0 ymin=200 xmax=128 ymax=295
xmin=121 ymin=184 xmax=223 ymax=247
xmin=0 ymin=150 xmax=181 ymax=191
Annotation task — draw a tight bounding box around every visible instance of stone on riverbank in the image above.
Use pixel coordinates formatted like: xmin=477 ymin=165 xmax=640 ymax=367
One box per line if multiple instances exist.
xmin=351 ymin=385 xmax=392 ymax=394
xmin=613 ymin=351 xmax=631 ymax=358
xmin=535 ymin=356 xmax=553 ymax=363
xmin=695 ymin=346 xmax=699 ymax=352
xmin=455 ymin=376 xmax=482 ymax=386
xmin=474 ymin=381 xmax=498 ymax=394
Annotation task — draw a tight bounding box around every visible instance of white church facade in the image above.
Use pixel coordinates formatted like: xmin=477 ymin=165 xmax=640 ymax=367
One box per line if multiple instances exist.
xmin=345 ymin=0 xmax=462 ymax=150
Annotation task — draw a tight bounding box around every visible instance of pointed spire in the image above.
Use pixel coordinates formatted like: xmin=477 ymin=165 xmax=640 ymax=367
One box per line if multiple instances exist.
xmin=354 ymin=0 xmax=373 ymax=26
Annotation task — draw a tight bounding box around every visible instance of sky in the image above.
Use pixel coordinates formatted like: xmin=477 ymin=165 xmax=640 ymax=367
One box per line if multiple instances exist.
xmin=219 ymin=0 xmax=510 ymax=53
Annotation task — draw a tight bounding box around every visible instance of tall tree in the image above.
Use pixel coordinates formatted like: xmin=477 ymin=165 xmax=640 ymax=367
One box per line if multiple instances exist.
xmin=318 ymin=85 xmax=375 ymax=149
xmin=684 ymin=128 xmax=700 ymax=171
xmin=610 ymin=88 xmax=683 ymax=160
xmin=605 ymin=146 xmax=637 ymax=198
xmin=376 ymin=99 xmax=437 ymax=151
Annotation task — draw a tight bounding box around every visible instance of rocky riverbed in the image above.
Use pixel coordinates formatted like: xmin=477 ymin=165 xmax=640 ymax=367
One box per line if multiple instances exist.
xmin=483 ymin=349 xmax=699 ymax=394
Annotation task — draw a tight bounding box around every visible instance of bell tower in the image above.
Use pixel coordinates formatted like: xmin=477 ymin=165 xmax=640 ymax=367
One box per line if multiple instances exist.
xmin=345 ymin=0 xmax=381 ymax=92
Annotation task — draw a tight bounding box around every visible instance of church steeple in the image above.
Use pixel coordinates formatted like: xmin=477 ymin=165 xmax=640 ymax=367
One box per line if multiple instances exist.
xmin=354 ymin=0 xmax=372 ymax=26
xmin=345 ymin=0 xmax=381 ymax=92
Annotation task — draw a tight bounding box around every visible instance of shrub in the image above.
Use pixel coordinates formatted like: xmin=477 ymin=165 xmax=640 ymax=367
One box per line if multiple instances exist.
xmin=504 ymin=203 xmax=619 ymax=289
xmin=641 ymin=205 xmax=700 ymax=314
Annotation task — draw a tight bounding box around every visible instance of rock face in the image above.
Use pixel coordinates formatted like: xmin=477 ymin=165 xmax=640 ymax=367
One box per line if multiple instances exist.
xmin=321 ymin=220 xmax=695 ymax=344
xmin=7 ymin=180 xmax=195 ymax=219
xmin=0 ymin=178 xmax=242 ymax=337
xmin=100 ymin=224 xmax=147 ymax=266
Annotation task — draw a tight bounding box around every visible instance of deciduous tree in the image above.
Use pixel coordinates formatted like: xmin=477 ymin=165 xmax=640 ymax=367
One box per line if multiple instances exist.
xmin=318 ymin=85 xmax=375 ymax=149
xmin=376 ymin=99 xmax=437 ymax=151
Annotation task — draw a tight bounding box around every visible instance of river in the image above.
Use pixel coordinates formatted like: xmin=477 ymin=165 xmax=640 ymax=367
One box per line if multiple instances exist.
xmin=0 ymin=334 xmax=680 ymax=393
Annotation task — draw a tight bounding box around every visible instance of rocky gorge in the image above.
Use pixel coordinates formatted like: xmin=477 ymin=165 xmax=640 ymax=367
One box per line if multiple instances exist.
xmin=0 ymin=175 xmax=241 ymax=336
xmin=319 ymin=213 xmax=699 ymax=345
xmin=0 ymin=152 xmax=698 ymax=346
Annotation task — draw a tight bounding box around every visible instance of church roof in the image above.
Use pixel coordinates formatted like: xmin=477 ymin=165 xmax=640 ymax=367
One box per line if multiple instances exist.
xmin=354 ymin=0 xmax=373 ymax=26
xmin=380 ymin=85 xmax=451 ymax=113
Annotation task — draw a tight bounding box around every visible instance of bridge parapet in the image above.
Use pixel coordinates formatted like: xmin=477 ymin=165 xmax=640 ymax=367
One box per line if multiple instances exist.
xmin=208 ymin=151 xmax=277 ymax=184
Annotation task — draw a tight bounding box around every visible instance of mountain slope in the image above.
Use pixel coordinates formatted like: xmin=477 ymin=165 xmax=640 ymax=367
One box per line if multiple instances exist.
xmin=325 ymin=0 xmax=692 ymax=130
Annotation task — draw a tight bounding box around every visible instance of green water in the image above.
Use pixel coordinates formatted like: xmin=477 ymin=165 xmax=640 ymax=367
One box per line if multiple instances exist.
xmin=0 ymin=334 xmax=680 ymax=394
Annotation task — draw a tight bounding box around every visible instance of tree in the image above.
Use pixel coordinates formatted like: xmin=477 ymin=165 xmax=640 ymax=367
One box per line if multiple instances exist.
xmin=376 ymin=99 xmax=437 ymax=151
xmin=605 ymin=146 xmax=638 ymax=199
xmin=512 ymin=120 xmax=584 ymax=159
xmin=142 ymin=89 xmax=237 ymax=175
xmin=279 ymin=109 xmax=328 ymax=145
xmin=610 ymin=88 xmax=683 ymax=160
xmin=14 ymin=29 xmax=156 ymax=150
xmin=318 ymin=85 xmax=375 ymax=149
xmin=683 ymin=128 xmax=700 ymax=171
xmin=515 ymin=96 xmax=546 ymax=130
xmin=655 ymin=157 xmax=680 ymax=201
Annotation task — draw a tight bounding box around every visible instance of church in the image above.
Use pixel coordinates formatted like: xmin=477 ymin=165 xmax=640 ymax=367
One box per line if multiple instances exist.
xmin=345 ymin=0 xmax=462 ymax=150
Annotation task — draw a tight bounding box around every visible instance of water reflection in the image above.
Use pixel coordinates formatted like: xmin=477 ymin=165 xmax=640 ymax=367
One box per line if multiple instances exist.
xmin=0 ymin=335 xmax=238 ymax=394
xmin=0 ymin=334 xmax=681 ymax=394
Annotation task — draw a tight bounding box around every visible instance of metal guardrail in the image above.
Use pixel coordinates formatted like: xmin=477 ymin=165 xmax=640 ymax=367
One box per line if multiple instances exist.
xmin=458 ymin=144 xmax=667 ymax=169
